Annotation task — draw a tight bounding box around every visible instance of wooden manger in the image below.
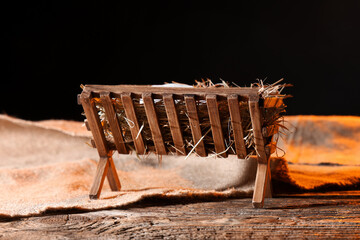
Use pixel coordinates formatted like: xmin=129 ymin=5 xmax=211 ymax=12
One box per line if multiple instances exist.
xmin=78 ymin=83 xmax=287 ymax=208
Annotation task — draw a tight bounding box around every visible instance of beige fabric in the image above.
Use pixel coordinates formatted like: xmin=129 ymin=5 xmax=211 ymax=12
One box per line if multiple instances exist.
xmin=0 ymin=115 xmax=359 ymax=218
xmin=0 ymin=115 xmax=256 ymax=218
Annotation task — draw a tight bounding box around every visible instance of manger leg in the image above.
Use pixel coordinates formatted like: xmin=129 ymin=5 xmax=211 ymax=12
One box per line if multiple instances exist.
xmin=265 ymin=164 xmax=273 ymax=198
xmin=89 ymin=157 xmax=109 ymax=199
xmin=252 ymin=158 xmax=271 ymax=208
xmin=106 ymin=156 xmax=121 ymax=191
xmin=248 ymin=98 xmax=272 ymax=207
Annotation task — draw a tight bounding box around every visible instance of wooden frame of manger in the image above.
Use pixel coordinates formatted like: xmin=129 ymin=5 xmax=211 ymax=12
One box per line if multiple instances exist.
xmin=78 ymin=83 xmax=287 ymax=208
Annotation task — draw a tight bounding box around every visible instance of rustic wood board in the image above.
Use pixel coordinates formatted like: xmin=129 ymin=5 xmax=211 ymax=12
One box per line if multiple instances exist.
xmin=206 ymin=95 xmax=227 ymax=158
xmin=84 ymin=85 xmax=260 ymax=99
xmin=227 ymin=95 xmax=247 ymax=159
xmin=163 ymin=94 xmax=186 ymax=155
xmin=142 ymin=93 xmax=167 ymax=155
xmin=184 ymin=95 xmax=207 ymax=157
xmin=100 ymin=92 xmax=128 ymax=154
xmin=1 ymin=193 xmax=360 ymax=239
xmin=120 ymin=93 xmax=146 ymax=154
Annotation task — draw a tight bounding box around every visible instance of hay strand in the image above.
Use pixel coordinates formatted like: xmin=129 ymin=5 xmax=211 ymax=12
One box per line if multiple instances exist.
xmin=88 ymin=79 xmax=288 ymax=159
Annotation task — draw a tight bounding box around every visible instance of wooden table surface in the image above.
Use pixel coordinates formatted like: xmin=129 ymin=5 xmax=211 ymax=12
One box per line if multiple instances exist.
xmin=1 ymin=192 xmax=360 ymax=239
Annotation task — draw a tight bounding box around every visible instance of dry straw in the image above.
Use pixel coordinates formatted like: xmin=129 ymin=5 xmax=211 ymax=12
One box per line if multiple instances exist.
xmin=91 ymin=79 xmax=289 ymax=159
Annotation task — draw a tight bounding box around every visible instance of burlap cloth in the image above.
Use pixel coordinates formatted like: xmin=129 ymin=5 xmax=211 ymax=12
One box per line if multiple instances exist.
xmin=1 ymin=115 xmax=359 ymax=218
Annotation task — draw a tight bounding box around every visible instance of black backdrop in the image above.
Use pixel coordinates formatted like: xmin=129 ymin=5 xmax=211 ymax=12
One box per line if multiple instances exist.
xmin=3 ymin=1 xmax=360 ymax=121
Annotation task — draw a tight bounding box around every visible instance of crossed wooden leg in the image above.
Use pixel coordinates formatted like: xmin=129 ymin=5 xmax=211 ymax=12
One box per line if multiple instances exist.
xmin=249 ymin=98 xmax=273 ymax=208
xmin=252 ymin=157 xmax=272 ymax=208
xmin=89 ymin=155 xmax=121 ymax=199
xmin=80 ymin=92 xmax=122 ymax=200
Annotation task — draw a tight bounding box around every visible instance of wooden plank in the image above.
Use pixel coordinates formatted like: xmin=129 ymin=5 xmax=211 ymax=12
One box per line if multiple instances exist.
xmin=163 ymin=94 xmax=186 ymax=155
xmin=142 ymin=93 xmax=167 ymax=155
xmin=248 ymin=98 xmax=270 ymax=208
xmin=106 ymin=155 xmax=121 ymax=192
xmin=252 ymin=160 xmax=271 ymax=208
xmin=80 ymin=91 xmax=108 ymax=156
xmin=80 ymin=92 xmax=121 ymax=198
xmin=84 ymin=85 xmax=259 ymax=98
xmin=227 ymin=95 xmax=247 ymax=159
xmin=184 ymin=95 xmax=207 ymax=157
xmin=6 ymin=196 xmax=360 ymax=238
xmin=81 ymin=92 xmax=111 ymax=199
xmin=89 ymin=157 xmax=109 ymax=199
xmin=206 ymin=95 xmax=227 ymax=157
xmin=248 ymin=100 xmax=267 ymax=164
xmin=121 ymin=93 xmax=146 ymax=154
xmin=265 ymin=165 xmax=273 ymax=199
xmin=100 ymin=92 xmax=128 ymax=154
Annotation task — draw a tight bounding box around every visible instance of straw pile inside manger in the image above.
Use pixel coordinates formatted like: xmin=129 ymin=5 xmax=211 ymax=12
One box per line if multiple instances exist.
xmin=89 ymin=79 xmax=289 ymax=158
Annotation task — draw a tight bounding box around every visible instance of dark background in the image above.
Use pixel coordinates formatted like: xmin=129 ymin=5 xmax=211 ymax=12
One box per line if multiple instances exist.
xmin=3 ymin=1 xmax=360 ymax=121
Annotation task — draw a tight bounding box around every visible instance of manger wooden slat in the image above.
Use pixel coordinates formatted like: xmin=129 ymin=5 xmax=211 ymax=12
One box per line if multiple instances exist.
xmin=89 ymin=156 xmax=109 ymax=199
xmin=248 ymin=100 xmax=267 ymax=164
xmin=142 ymin=93 xmax=167 ymax=155
xmin=265 ymin=166 xmax=273 ymax=199
xmin=184 ymin=95 xmax=207 ymax=157
xmin=206 ymin=95 xmax=227 ymax=158
xmin=249 ymin=99 xmax=270 ymax=208
xmin=227 ymin=95 xmax=247 ymax=159
xmin=163 ymin=94 xmax=186 ymax=155
xmin=84 ymin=85 xmax=259 ymax=98
xmin=100 ymin=92 xmax=128 ymax=154
xmin=80 ymin=92 xmax=121 ymax=197
xmin=121 ymin=93 xmax=146 ymax=154
xmin=80 ymin=92 xmax=108 ymax=156
xmin=106 ymin=155 xmax=122 ymax=192
xmin=252 ymin=160 xmax=271 ymax=208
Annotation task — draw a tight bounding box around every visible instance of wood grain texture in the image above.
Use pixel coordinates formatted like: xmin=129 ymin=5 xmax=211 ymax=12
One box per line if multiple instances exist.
xmin=206 ymin=95 xmax=226 ymax=157
xmin=2 ymin=194 xmax=360 ymax=239
xmin=184 ymin=95 xmax=207 ymax=157
xmin=80 ymin=91 xmax=108 ymax=156
xmin=89 ymin=157 xmax=109 ymax=199
xmin=121 ymin=93 xmax=146 ymax=154
xmin=248 ymin=100 xmax=267 ymax=164
xmin=106 ymin=155 xmax=121 ymax=192
xmin=252 ymin=161 xmax=271 ymax=208
xmin=81 ymin=92 xmax=121 ymax=198
xmin=248 ymin=99 xmax=270 ymax=208
xmin=163 ymin=94 xmax=186 ymax=155
xmin=227 ymin=95 xmax=247 ymax=159
xmin=142 ymin=93 xmax=167 ymax=155
xmin=83 ymin=85 xmax=259 ymax=98
xmin=100 ymin=92 xmax=128 ymax=154
xmin=265 ymin=165 xmax=273 ymax=199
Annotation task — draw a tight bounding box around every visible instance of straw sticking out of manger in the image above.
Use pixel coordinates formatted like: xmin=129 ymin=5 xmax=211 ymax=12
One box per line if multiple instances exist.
xmin=86 ymin=79 xmax=289 ymax=160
